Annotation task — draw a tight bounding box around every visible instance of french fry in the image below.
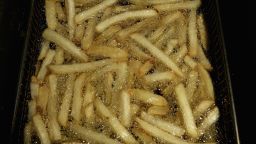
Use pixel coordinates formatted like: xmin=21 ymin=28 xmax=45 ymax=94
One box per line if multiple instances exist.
xmin=65 ymin=0 xmax=75 ymax=39
xmin=48 ymin=118 xmax=62 ymax=141
xmin=188 ymin=9 xmax=199 ymax=57
xmin=87 ymin=46 xmax=128 ymax=60
xmin=128 ymin=44 xmax=151 ymax=60
xmin=101 ymin=7 xmax=113 ymax=21
xmin=94 ymin=98 xmax=138 ymax=144
xmin=71 ymin=73 xmax=87 ymax=122
xmin=197 ymin=64 xmax=214 ymax=99
xmin=154 ymin=0 xmax=201 ymax=11
xmin=96 ymin=10 xmax=158 ymax=32
xmin=37 ymin=49 xmax=56 ymax=80
xmin=37 ymin=85 xmax=49 ymax=113
xmin=138 ymin=60 xmax=154 ymax=77
xmin=175 ymin=83 xmax=198 ymax=138
xmin=140 ymin=111 xmax=185 ymax=137
xmin=148 ymin=26 xmax=166 ymax=43
xmin=120 ymin=91 xmax=131 ymax=127
xmin=131 ymin=104 xmax=140 ymax=117
xmin=113 ymin=62 xmax=128 ymax=91
xmin=58 ymin=74 xmax=75 ymax=127
xmin=55 ymin=2 xmax=66 ymax=21
xmin=197 ymin=13 xmax=208 ymax=50
xmin=147 ymin=105 xmax=169 ymax=116
xmin=186 ymin=70 xmax=199 ymax=102
xmin=43 ymin=29 xmax=88 ymax=62
xmin=38 ymin=41 xmax=49 ymax=60
xmin=132 ymin=128 xmax=156 ymax=144
xmin=161 ymin=11 xmax=182 ymax=25
xmin=33 ymin=114 xmax=51 ymax=144
xmin=74 ymin=24 xmax=85 ymax=42
xmin=81 ymin=17 xmax=96 ymax=50
xmin=198 ymin=107 xmax=219 ymax=136
xmin=70 ymin=123 xmax=121 ymax=144
xmin=45 ymin=0 xmax=57 ymax=30
xmin=145 ymin=0 xmax=181 ymax=5
xmin=75 ymin=0 xmax=118 ymax=24
xmin=154 ymin=27 xmax=175 ymax=49
xmin=129 ymin=89 xmax=168 ymax=106
xmin=197 ymin=44 xmax=213 ymax=71
xmin=103 ymin=72 xmax=114 ymax=105
xmin=84 ymin=103 xmax=95 ymax=122
xmin=177 ymin=15 xmax=187 ymax=46
xmin=30 ymin=76 xmax=39 ymax=99
xmin=131 ymin=33 xmax=184 ymax=77
xmin=83 ymin=83 xmax=95 ymax=107
xmin=95 ymin=25 xmax=122 ymax=43
xmin=144 ymin=71 xmax=177 ymax=83
xmin=28 ymin=100 xmax=36 ymax=120
xmin=193 ymin=100 xmax=214 ymax=119
xmin=164 ymin=39 xmax=178 ymax=55
xmin=184 ymin=55 xmax=197 ymax=69
xmin=173 ymin=45 xmax=188 ymax=63
xmin=136 ymin=118 xmax=189 ymax=144
xmin=24 ymin=122 xmax=32 ymax=144
xmin=48 ymin=59 xmax=115 ymax=74
xmin=54 ymin=47 xmax=64 ymax=64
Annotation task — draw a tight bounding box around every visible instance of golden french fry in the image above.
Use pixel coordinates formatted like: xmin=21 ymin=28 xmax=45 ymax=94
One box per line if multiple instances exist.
xmin=75 ymin=0 xmax=118 ymax=24
xmin=58 ymin=74 xmax=76 ymax=127
xmin=81 ymin=17 xmax=96 ymax=50
xmin=188 ymin=9 xmax=199 ymax=57
xmin=55 ymin=2 xmax=66 ymax=21
xmin=96 ymin=10 xmax=158 ymax=32
xmin=48 ymin=59 xmax=115 ymax=74
xmin=87 ymin=46 xmax=128 ymax=60
xmin=70 ymin=123 xmax=121 ymax=144
xmin=120 ymin=91 xmax=131 ymax=127
xmin=132 ymin=128 xmax=156 ymax=144
xmin=37 ymin=49 xmax=56 ymax=80
xmin=154 ymin=0 xmax=201 ymax=11
xmin=71 ymin=73 xmax=87 ymax=122
xmin=129 ymin=89 xmax=168 ymax=106
xmin=38 ymin=41 xmax=49 ymax=60
xmin=186 ymin=70 xmax=199 ymax=102
xmin=130 ymin=33 xmax=184 ymax=77
xmin=198 ymin=64 xmax=214 ymax=99
xmin=33 ymin=114 xmax=51 ymax=144
xmin=136 ymin=118 xmax=189 ymax=144
xmin=175 ymin=83 xmax=198 ymax=138
xmin=140 ymin=111 xmax=185 ymax=137
xmin=43 ymin=29 xmax=88 ymax=62
xmin=45 ymin=0 xmax=57 ymax=30
xmin=147 ymin=105 xmax=169 ymax=116
xmin=193 ymin=100 xmax=214 ymax=119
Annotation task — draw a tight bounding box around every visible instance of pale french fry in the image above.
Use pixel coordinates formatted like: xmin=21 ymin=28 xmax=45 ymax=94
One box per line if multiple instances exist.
xmin=136 ymin=118 xmax=189 ymax=144
xmin=154 ymin=0 xmax=201 ymax=11
xmin=95 ymin=25 xmax=122 ymax=43
xmin=37 ymin=85 xmax=49 ymax=113
xmin=75 ymin=0 xmax=118 ymax=24
xmin=30 ymin=76 xmax=39 ymax=99
xmin=184 ymin=55 xmax=197 ymax=69
xmin=198 ymin=107 xmax=219 ymax=136
xmin=48 ymin=118 xmax=62 ymax=141
xmin=113 ymin=62 xmax=128 ymax=91
xmin=45 ymin=0 xmax=57 ymax=30
xmin=188 ymin=9 xmax=199 ymax=57
xmin=147 ymin=105 xmax=169 ymax=116
xmin=38 ymin=41 xmax=49 ymax=60
xmin=43 ymin=29 xmax=88 ymax=62
xmin=58 ymin=74 xmax=75 ymax=127
xmin=70 ymin=123 xmax=121 ymax=144
xmin=101 ymin=7 xmax=113 ymax=21
xmin=48 ymin=59 xmax=115 ymax=74
xmin=74 ymin=24 xmax=85 ymax=42
xmin=175 ymin=83 xmax=198 ymax=138
xmin=84 ymin=103 xmax=95 ymax=122
xmin=55 ymin=2 xmax=66 ymax=21
xmin=132 ymin=128 xmax=156 ymax=144
xmin=87 ymin=46 xmax=128 ymax=60
xmin=164 ymin=39 xmax=178 ymax=55
xmin=161 ymin=11 xmax=182 ymax=25
xmin=144 ymin=71 xmax=177 ymax=83
xmin=81 ymin=18 xmax=96 ymax=50
xmin=173 ymin=45 xmax=188 ymax=63
xmin=131 ymin=104 xmax=140 ymax=117
xmin=28 ymin=100 xmax=36 ymax=120
xmin=37 ymin=49 xmax=56 ymax=80
xmin=75 ymin=0 xmax=96 ymax=6
xmin=128 ymin=44 xmax=151 ymax=60
xmin=197 ymin=44 xmax=213 ymax=70
xmin=177 ymin=16 xmax=187 ymax=46
xmin=193 ymin=100 xmax=214 ymax=119
xmin=154 ymin=27 xmax=175 ymax=49
xmin=127 ymin=60 xmax=142 ymax=88
xmin=94 ymin=99 xmax=138 ymax=144
xmin=113 ymin=5 xmax=137 ymax=13
xmin=141 ymin=111 xmax=185 ymax=137
xmin=96 ymin=10 xmax=158 ymax=32
xmin=138 ymin=60 xmax=154 ymax=77
xmin=148 ymin=26 xmax=166 ymax=43
xmin=103 ymin=72 xmax=114 ymax=105
xmin=24 ymin=122 xmax=32 ymax=144
xmin=197 ymin=64 xmax=214 ymax=99
xmin=33 ymin=114 xmax=51 ymax=144
xmin=71 ymin=73 xmax=87 ymax=122
xmin=54 ymin=47 xmax=64 ymax=64
xmin=131 ymin=33 xmax=184 ymax=77
xmin=56 ymin=21 xmax=69 ymax=37
xmin=120 ymin=91 xmax=131 ymax=127
xmin=146 ymin=0 xmax=181 ymax=4
xmin=65 ymin=0 xmax=75 ymax=39
xmin=197 ymin=13 xmax=208 ymax=50
xmin=186 ymin=70 xmax=199 ymax=102
xmin=129 ymin=89 xmax=168 ymax=106
xmin=83 ymin=83 xmax=95 ymax=107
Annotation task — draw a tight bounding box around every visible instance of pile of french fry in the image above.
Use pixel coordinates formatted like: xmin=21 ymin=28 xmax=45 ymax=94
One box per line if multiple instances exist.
xmin=24 ymin=0 xmax=220 ymax=143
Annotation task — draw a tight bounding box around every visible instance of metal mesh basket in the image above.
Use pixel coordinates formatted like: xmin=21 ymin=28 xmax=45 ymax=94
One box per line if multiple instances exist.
xmin=10 ymin=0 xmax=240 ymax=143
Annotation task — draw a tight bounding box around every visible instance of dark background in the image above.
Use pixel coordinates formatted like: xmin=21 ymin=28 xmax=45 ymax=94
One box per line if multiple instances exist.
xmin=0 ymin=0 xmax=249 ymax=143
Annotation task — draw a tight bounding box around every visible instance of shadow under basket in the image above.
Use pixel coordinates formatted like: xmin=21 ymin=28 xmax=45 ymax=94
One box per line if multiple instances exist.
xmin=10 ymin=0 xmax=240 ymax=143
